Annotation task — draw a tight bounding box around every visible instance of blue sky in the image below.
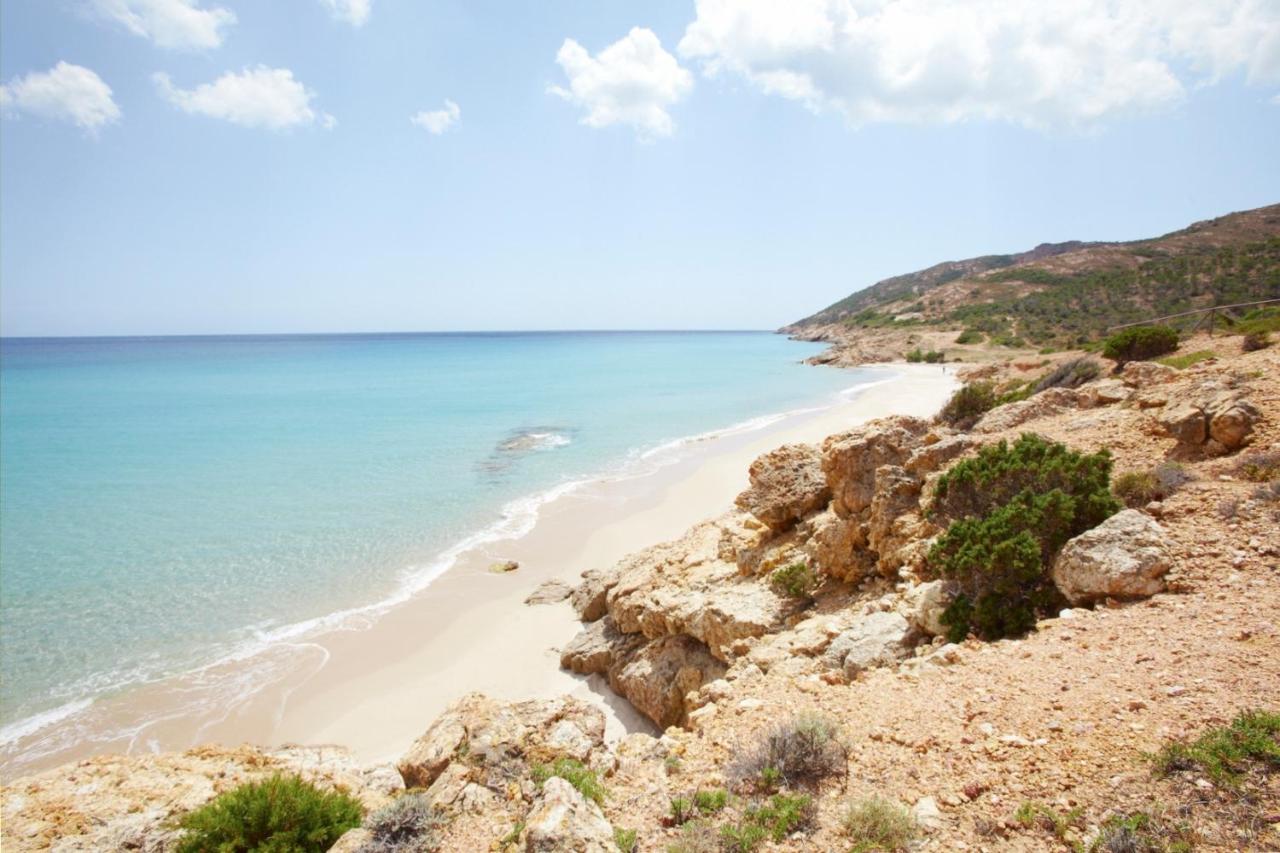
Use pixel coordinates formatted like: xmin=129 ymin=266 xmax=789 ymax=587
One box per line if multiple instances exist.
xmin=2 ymin=0 xmax=1278 ymax=337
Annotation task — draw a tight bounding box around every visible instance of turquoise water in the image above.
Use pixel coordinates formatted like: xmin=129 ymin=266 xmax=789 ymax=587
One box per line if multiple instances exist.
xmin=0 ymin=332 xmax=871 ymax=741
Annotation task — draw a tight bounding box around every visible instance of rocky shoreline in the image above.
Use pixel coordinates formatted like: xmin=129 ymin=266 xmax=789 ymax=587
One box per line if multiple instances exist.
xmin=4 ymin=334 xmax=1279 ymax=851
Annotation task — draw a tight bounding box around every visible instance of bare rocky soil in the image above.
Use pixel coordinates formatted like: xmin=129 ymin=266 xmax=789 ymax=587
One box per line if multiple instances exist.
xmin=3 ymin=335 xmax=1278 ymax=852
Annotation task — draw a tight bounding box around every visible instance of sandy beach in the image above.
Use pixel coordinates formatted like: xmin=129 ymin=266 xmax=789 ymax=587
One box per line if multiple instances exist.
xmin=1 ymin=363 xmax=955 ymax=777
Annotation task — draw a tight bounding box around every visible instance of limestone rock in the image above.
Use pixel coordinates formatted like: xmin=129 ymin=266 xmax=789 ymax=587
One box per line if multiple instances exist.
xmin=866 ymin=465 xmax=927 ymax=577
xmin=1079 ymin=379 xmax=1132 ymax=408
xmin=822 ymin=611 xmax=912 ymax=678
xmin=330 ymin=828 xmax=374 ymax=852
xmin=570 ymin=567 xmax=619 ymax=622
xmin=1208 ymin=398 xmax=1260 ymax=451
xmin=611 ymin=635 xmax=726 ymax=728
xmin=399 ymin=693 xmax=606 ymax=790
xmin=804 ymin=510 xmax=874 ymax=582
xmin=904 ymin=433 xmax=974 ymax=476
xmin=522 ymin=776 xmax=614 ymax=852
xmin=972 ymin=388 xmax=1078 ymax=433
xmin=1121 ymin=361 xmax=1179 ymax=387
xmin=902 ymin=580 xmax=949 ymax=637
xmin=822 ymin=416 xmax=930 ymax=517
xmin=1160 ymin=404 xmax=1208 ymax=450
xmin=525 ymin=579 xmax=573 ymax=605
xmin=1051 ymin=510 xmax=1174 ymax=606
xmin=734 ymin=443 xmax=830 ymax=532
xmin=560 ymin=616 xmax=645 ymax=676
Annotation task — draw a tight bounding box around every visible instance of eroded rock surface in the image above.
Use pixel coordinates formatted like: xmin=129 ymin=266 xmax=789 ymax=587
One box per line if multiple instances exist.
xmin=735 ymin=443 xmax=830 ymax=532
xmin=1052 ymin=509 xmax=1174 ymax=605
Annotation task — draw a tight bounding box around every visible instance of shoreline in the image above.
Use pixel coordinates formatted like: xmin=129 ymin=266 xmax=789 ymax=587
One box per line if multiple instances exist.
xmin=0 ymin=363 xmax=956 ymax=779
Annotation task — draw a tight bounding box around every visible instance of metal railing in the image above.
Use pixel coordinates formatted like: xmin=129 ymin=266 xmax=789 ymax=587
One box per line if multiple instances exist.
xmin=1107 ymin=297 xmax=1280 ymax=336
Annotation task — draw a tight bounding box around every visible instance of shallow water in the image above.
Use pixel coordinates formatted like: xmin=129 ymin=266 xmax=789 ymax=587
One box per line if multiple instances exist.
xmin=0 ymin=331 xmax=869 ymax=743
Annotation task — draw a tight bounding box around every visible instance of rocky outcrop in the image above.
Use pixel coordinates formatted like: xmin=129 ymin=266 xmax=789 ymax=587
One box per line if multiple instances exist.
xmin=522 ymin=776 xmax=615 ymax=852
xmin=1051 ymin=510 xmax=1174 ymax=605
xmin=821 ymin=611 xmax=913 ymax=678
xmin=0 ymin=745 xmax=400 ymax=853
xmin=399 ymin=693 xmax=607 ymax=790
xmin=735 ymin=443 xmax=830 ymax=531
xmin=570 ymin=568 xmax=619 ymax=622
xmin=902 ymin=579 xmax=949 ymax=637
xmin=1158 ymin=381 xmax=1261 ymax=457
xmin=972 ymin=387 xmax=1080 ymax=433
xmin=611 ymin=635 xmax=726 ymax=728
xmin=1120 ymin=361 xmax=1179 ymax=387
xmin=822 ymin=417 xmax=930 ymax=516
xmin=526 ymin=579 xmax=573 ymax=605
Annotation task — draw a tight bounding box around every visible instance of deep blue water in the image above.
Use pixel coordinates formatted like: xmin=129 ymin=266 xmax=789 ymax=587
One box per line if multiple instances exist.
xmin=0 ymin=331 xmax=869 ymax=739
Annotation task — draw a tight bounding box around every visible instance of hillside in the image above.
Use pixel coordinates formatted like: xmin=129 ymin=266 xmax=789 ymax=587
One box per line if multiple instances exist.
xmin=787 ymin=204 xmax=1280 ymax=351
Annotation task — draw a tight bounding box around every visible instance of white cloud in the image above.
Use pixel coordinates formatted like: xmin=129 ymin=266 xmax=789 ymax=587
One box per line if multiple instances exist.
xmin=320 ymin=0 xmax=372 ymax=27
xmin=550 ymin=26 xmax=693 ymax=140
xmin=678 ymin=0 xmax=1280 ymax=128
xmin=411 ymin=99 xmax=460 ymax=134
xmin=0 ymin=62 xmax=121 ymax=132
xmin=88 ymin=0 xmax=235 ymax=50
xmin=153 ymin=66 xmax=335 ymax=130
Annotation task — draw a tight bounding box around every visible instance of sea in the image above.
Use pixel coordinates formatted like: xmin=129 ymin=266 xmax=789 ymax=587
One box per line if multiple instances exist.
xmin=0 ymin=331 xmax=885 ymax=756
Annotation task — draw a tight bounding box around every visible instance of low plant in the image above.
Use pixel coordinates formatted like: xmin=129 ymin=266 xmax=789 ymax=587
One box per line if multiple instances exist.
xmin=362 ymin=794 xmax=444 ymax=852
xmin=666 ymin=819 xmax=720 ymax=853
xmin=613 ymin=826 xmax=638 ymax=852
xmin=718 ymin=820 xmax=768 ymax=853
xmin=769 ymin=561 xmax=817 ymax=598
xmin=693 ymin=789 xmax=730 ymax=814
xmin=173 ymin=773 xmax=363 ymax=853
xmin=1151 ymin=709 xmax=1280 ymax=787
xmin=1235 ymin=449 xmax=1280 ymax=483
xmin=499 ymin=820 xmax=525 ymax=849
xmin=1242 ymin=330 xmax=1272 ymax=352
xmin=842 ymin=796 xmax=917 ymax=852
xmin=1102 ymin=325 xmax=1179 ymax=366
xmin=531 ymin=758 xmax=606 ymax=804
xmin=1085 ymin=811 xmax=1195 ymax=853
xmin=1014 ymin=801 xmax=1084 ymax=841
xmin=905 ymin=348 xmax=943 ymax=363
xmin=1252 ymin=480 xmax=1280 ymax=505
xmin=938 ymin=381 xmax=997 ymax=429
xmin=1112 ymin=462 xmax=1190 ymax=508
xmin=955 ymin=329 xmax=984 ymax=344
xmin=1158 ymin=349 xmax=1216 ymax=370
xmin=730 ymin=713 xmax=846 ymax=791
xmin=745 ymin=793 xmax=814 ymax=842
xmin=669 ymin=796 xmax=695 ymax=826
xmin=1033 ymin=356 xmax=1101 ymax=393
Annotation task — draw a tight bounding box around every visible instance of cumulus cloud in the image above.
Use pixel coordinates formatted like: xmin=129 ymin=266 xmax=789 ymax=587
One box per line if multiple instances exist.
xmin=550 ymin=26 xmax=693 ymax=140
xmin=88 ymin=0 xmax=235 ymax=50
xmin=678 ymin=0 xmax=1280 ymax=128
xmin=153 ymin=66 xmax=335 ymax=130
xmin=320 ymin=0 xmax=372 ymax=27
xmin=411 ymin=99 xmax=460 ymax=134
xmin=0 ymin=62 xmax=121 ymax=132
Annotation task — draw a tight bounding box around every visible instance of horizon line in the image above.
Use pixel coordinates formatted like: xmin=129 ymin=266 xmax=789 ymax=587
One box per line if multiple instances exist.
xmin=0 ymin=327 xmax=790 ymax=342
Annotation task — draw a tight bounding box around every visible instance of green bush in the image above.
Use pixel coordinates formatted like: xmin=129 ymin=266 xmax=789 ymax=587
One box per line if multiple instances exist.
xmin=531 ymin=758 xmax=606 ymax=804
xmin=842 ymin=797 xmax=917 ymax=852
xmin=927 ymin=435 xmax=1119 ymax=641
xmin=693 ymin=789 xmax=730 ymax=814
xmin=1152 ymin=709 xmax=1280 ymax=787
xmin=174 ymin=774 xmax=363 ymax=853
xmin=769 ymin=562 xmax=816 ymax=598
xmin=937 ymin=382 xmax=997 ymax=429
xmin=955 ymin=329 xmax=984 ymax=344
xmin=1102 ymin=325 xmax=1179 ymax=365
xmin=363 ymin=794 xmax=443 ymax=852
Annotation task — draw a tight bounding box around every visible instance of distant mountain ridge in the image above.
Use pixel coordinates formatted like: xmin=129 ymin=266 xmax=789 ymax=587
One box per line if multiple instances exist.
xmin=787 ymin=203 xmax=1280 ymax=347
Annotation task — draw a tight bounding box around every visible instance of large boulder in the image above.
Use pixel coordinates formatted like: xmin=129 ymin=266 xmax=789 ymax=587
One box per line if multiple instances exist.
xmin=822 ymin=417 xmax=930 ymax=517
xmin=1159 ymin=381 xmax=1262 ymax=457
xmin=1120 ymin=361 xmax=1179 ymax=387
xmin=804 ymin=510 xmax=874 ymax=582
xmin=821 ymin=611 xmax=912 ymax=678
xmin=1051 ymin=510 xmax=1174 ymax=606
xmin=570 ymin=567 xmax=619 ymax=622
xmin=610 ymin=635 xmax=726 ymax=728
xmin=522 ymin=776 xmax=615 ymax=852
xmin=560 ymin=616 xmax=646 ymax=675
xmin=399 ymin=694 xmax=606 ymax=790
xmin=1207 ymin=397 xmax=1260 ymax=452
xmin=972 ymin=387 xmax=1079 ymax=434
xmin=735 ymin=443 xmax=831 ymax=532
xmin=901 ymin=580 xmax=949 ymax=637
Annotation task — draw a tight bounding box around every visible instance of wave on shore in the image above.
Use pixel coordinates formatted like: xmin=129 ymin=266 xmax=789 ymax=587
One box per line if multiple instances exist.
xmin=0 ymin=368 xmax=898 ymax=771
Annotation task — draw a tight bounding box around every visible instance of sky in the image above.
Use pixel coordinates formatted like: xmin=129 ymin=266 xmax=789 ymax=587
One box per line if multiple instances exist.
xmin=1 ymin=0 xmax=1278 ymax=337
